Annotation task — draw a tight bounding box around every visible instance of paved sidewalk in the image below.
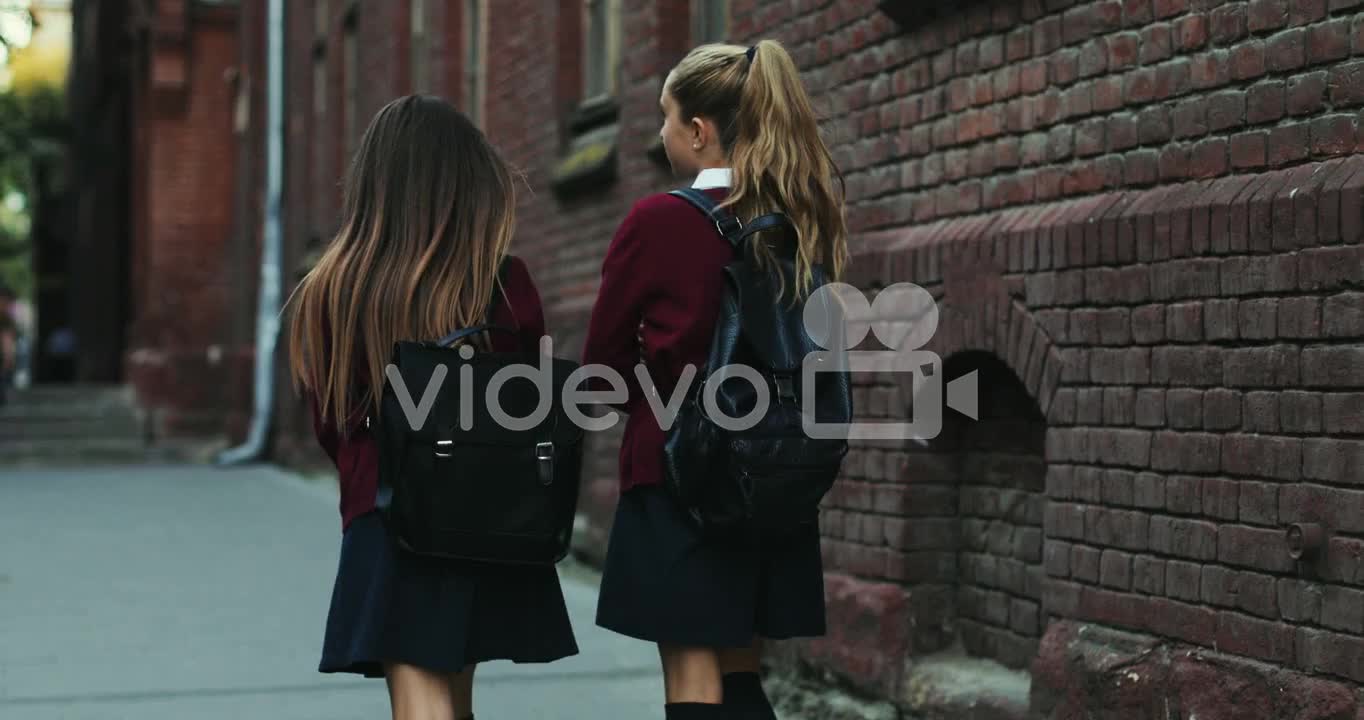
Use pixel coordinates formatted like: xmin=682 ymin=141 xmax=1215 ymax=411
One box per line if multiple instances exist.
xmin=0 ymin=464 xmax=663 ymax=719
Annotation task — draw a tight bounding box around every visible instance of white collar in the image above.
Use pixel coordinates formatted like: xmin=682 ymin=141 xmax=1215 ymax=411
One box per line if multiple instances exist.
xmin=691 ymin=167 xmax=732 ymax=189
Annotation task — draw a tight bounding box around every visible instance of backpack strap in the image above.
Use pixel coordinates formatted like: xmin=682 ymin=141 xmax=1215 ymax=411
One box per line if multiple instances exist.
xmin=434 ymin=257 xmax=519 ymax=349
xmin=668 ymin=188 xmax=793 ymax=250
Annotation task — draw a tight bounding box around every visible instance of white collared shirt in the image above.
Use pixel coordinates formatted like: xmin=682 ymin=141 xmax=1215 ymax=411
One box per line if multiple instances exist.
xmin=691 ymin=167 xmax=733 ymax=189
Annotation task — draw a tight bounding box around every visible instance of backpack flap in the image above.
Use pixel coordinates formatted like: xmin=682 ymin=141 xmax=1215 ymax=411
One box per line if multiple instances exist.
xmin=377 ymin=340 xmax=584 ymax=564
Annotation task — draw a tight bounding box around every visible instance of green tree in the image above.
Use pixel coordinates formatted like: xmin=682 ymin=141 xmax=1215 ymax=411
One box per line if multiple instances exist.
xmin=0 ymin=6 xmax=59 ymax=298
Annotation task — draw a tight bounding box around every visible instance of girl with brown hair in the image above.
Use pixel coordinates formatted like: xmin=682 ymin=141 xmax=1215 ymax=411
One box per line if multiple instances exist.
xmin=289 ymin=95 xmax=577 ymax=720
xmin=583 ymin=40 xmax=848 ymax=720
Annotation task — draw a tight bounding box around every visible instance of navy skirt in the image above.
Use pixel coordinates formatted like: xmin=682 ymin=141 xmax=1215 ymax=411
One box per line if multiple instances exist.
xmin=319 ymin=511 xmax=579 ymax=678
xmin=595 ymin=485 xmax=826 ymax=648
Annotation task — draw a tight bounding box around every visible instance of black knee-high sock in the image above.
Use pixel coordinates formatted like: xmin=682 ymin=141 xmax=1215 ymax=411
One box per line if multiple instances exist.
xmin=722 ymin=672 xmax=777 ymax=720
xmin=664 ymin=702 xmax=728 ymax=719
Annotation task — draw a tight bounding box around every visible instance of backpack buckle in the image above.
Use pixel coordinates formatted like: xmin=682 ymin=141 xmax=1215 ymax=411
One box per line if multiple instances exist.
xmin=773 ymin=374 xmax=796 ymax=400
xmin=535 ymin=442 xmax=555 ymax=486
xmin=435 ymin=439 xmax=454 ymax=458
xmin=715 ymin=215 xmax=743 ymax=238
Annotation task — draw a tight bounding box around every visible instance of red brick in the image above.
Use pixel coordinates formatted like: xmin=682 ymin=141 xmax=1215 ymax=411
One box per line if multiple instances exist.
xmin=1154 ymin=58 xmax=1193 ymax=98
xmin=1146 ymin=597 xmax=1217 ymax=645
xmin=1217 ymin=613 xmax=1295 ymax=666
xmin=1281 ymin=483 xmax=1364 ymax=534
xmin=1133 ymin=554 xmax=1166 ymax=594
xmin=1298 ymin=629 xmax=1364 ymax=682
xmin=1211 ymin=3 xmax=1250 ymax=44
xmin=1307 ymin=17 xmax=1352 ymax=64
xmin=1190 ymin=49 xmax=1231 ymax=88
xmin=1247 ymin=79 xmax=1286 ymax=124
xmin=1279 ymin=391 xmax=1322 ymax=434
xmin=1124 ymin=0 xmax=1155 ymax=25
xmin=1167 ymin=474 xmax=1204 ymax=515
xmin=1189 ymin=136 xmax=1229 ymax=178
xmin=1204 ymin=477 xmax=1240 ymax=520
xmin=1141 ymin=23 xmax=1175 ymax=64
xmin=1329 ymin=59 xmax=1364 ymax=106
xmin=1219 ymin=524 xmax=1299 ymax=572
xmin=1266 ymin=27 xmax=1308 ymax=72
xmin=1288 ymin=0 xmax=1329 ymax=25
xmin=1149 ymin=515 xmax=1218 ymax=560
xmin=1208 ymin=89 xmax=1246 ymax=130
xmin=1199 ymin=389 xmax=1240 ymax=431
xmin=1323 ymin=393 xmax=1364 ymax=434
xmin=1303 ymin=438 xmax=1364 ymax=484
xmin=1224 ymin=346 xmax=1302 ymax=388
xmin=1176 ymin=14 xmax=1210 ymax=50
xmin=1249 ymin=0 xmax=1289 ymax=31
xmin=1288 ymin=71 xmax=1329 ymax=116
xmin=1321 ymin=585 xmax=1364 ymax=633
xmin=1301 ymin=246 xmax=1364 ymax=291
xmin=1231 ymin=40 xmax=1268 ymax=80
xmin=1154 ymin=0 xmax=1189 ymax=17
xmin=1320 ymin=291 xmax=1364 ymax=338
xmin=1222 ymin=255 xmax=1299 ymax=295
xmin=1244 ymin=391 xmax=1282 ymax=433
xmin=1239 ymin=481 xmax=1278 ymax=525
xmin=1166 ymin=559 xmax=1202 ymax=601
xmin=1312 ymin=114 xmax=1360 ymax=157
xmin=1233 ymin=130 xmax=1271 ymax=167
xmin=1278 ymin=578 xmax=1323 ymax=623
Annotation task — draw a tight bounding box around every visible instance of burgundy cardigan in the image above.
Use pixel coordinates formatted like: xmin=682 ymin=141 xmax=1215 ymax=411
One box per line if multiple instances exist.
xmin=310 ymin=255 xmax=546 ymax=531
xmin=581 ymin=189 xmax=734 ymax=495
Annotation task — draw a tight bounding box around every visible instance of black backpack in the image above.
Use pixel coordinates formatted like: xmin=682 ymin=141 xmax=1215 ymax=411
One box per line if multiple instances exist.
xmin=373 ymin=261 xmax=584 ymax=564
xmin=662 ymin=188 xmax=852 ymax=538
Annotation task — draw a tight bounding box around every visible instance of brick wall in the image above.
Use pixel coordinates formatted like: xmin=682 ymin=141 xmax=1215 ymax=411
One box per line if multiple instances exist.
xmin=123 ymin=0 xmax=256 ymax=440
xmin=265 ymin=0 xmax=1364 ymax=716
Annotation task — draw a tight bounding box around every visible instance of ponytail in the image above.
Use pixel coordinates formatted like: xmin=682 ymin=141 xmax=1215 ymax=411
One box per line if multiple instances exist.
xmin=667 ymin=40 xmax=848 ymax=300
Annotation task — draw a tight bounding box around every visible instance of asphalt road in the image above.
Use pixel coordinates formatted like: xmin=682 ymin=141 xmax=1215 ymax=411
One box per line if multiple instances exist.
xmin=0 ymin=464 xmax=664 ymax=719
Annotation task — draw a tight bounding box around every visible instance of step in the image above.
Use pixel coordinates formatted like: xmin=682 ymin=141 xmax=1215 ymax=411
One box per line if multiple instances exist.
xmin=0 ymin=401 xmax=142 ymax=421
xmin=0 ymin=416 xmax=146 ymax=443
xmin=6 ymin=384 xmax=134 ymax=405
xmin=0 ymin=438 xmax=233 ymax=467
xmin=0 ymin=437 xmax=153 ymax=467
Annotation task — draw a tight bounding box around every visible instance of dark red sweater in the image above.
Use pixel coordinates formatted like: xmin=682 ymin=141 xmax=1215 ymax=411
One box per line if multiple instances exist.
xmin=310 ymin=255 xmax=546 ymax=531
xmin=581 ymin=189 xmax=734 ymax=494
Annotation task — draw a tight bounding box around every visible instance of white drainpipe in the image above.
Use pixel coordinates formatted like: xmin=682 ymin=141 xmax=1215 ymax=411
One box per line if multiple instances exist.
xmin=218 ymin=0 xmax=283 ymax=466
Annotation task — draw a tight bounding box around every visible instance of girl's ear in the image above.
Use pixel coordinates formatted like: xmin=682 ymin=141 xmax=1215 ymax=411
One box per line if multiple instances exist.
xmin=688 ymin=115 xmax=707 ymax=150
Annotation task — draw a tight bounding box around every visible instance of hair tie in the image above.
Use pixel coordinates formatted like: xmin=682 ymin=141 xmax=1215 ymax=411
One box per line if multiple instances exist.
xmin=745 ymin=45 xmax=757 ymax=62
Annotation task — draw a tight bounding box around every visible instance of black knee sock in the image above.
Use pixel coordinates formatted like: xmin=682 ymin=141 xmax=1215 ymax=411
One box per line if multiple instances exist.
xmin=664 ymin=702 xmax=727 ymax=719
xmin=722 ymin=672 xmax=777 ymax=720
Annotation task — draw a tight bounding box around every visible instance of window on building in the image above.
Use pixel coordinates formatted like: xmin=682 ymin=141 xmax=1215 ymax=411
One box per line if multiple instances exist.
xmin=582 ymin=0 xmax=621 ymax=103
xmin=342 ymin=7 xmax=359 ymax=157
xmin=691 ymin=0 xmax=728 ymax=44
xmin=410 ymin=0 xmax=429 ymax=94
xmin=312 ymin=1 xmax=328 ymax=117
xmin=463 ymin=0 xmax=485 ymax=125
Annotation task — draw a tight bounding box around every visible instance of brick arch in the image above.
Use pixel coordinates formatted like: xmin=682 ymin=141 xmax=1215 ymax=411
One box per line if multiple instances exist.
xmin=852 ymin=219 xmax=1065 ymax=671
xmin=855 ymin=211 xmax=1068 ymax=427
xmin=925 ymin=287 xmax=1062 ymax=423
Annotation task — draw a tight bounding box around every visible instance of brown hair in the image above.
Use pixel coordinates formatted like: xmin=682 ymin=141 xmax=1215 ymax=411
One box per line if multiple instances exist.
xmin=287 ymin=95 xmax=517 ymax=431
xmin=665 ymin=39 xmax=848 ymax=298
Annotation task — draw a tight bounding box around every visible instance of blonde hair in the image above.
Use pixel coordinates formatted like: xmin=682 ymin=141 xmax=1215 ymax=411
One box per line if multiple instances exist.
xmin=665 ymin=39 xmax=848 ymax=297
xmin=287 ymin=95 xmax=516 ymax=431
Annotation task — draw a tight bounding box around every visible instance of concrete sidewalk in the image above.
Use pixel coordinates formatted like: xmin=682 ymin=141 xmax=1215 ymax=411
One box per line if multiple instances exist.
xmin=0 ymin=464 xmax=663 ymax=719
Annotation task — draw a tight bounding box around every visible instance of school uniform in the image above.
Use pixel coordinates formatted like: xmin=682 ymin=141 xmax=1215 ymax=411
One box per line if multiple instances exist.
xmin=313 ymin=255 xmax=578 ymax=678
xmin=583 ymin=168 xmax=827 ymax=648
